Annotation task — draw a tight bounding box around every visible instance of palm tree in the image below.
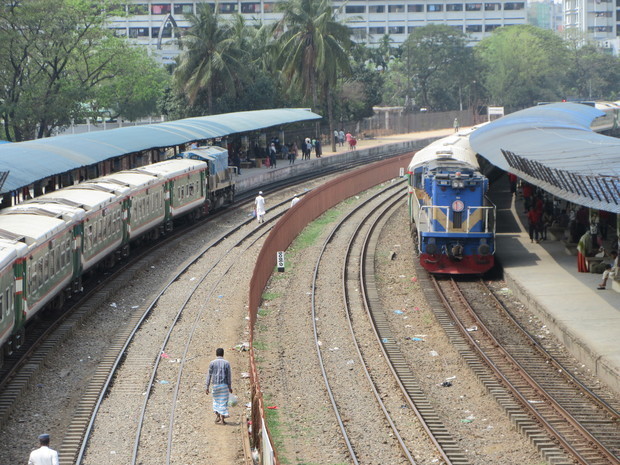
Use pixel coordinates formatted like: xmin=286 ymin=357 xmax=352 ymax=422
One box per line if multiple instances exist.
xmin=174 ymin=4 xmax=245 ymax=113
xmin=275 ymin=0 xmax=352 ymax=151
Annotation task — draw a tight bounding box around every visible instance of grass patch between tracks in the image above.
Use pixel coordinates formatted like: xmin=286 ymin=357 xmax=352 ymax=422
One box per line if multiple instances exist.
xmin=290 ymin=209 xmax=341 ymax=251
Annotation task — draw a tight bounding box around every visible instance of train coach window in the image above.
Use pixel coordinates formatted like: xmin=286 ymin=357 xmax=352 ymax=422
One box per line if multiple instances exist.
xmin=50 ymin=250 xmax=55 ymax=276
xmin=5 ymin=288 xmax=10 ymax=317
xmin=189 ymin=183 xmax=194 ymax=197
xmin=0 ymin=294 xmax=3 ymax=320
xmin=42 ymin=256 xmax=48 ymax=284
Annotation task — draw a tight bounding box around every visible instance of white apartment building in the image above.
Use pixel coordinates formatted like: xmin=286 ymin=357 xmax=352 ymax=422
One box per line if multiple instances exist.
xmin=107 ymin=1 xmax=527 ymax=64
xmin=563 ymin=0 xmax=620 ymax=54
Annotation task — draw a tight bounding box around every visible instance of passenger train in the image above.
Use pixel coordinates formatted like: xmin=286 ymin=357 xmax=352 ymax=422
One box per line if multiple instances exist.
xmin=407 ymin=127 xmax=496 ymax=274
xmin=0 ymin=147 xmax=234 ymax=366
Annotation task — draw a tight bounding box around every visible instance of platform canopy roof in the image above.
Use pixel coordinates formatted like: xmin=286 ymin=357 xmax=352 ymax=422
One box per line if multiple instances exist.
xmin=0 ymin=108 xmax=321 ymax=194
xmin=470 ymin=102 xmax=620 ymax=213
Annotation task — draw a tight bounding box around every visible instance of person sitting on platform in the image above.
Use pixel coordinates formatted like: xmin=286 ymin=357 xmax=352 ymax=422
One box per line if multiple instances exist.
xmin=597 ymin=251 xmax=618 ymax=289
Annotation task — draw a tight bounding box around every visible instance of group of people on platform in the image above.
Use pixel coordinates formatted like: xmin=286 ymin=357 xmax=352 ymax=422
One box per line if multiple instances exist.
xmin=333 ymin=129 xmax=357 ymax=150
xmin=512 ymin=173 xmax=618 ymax=288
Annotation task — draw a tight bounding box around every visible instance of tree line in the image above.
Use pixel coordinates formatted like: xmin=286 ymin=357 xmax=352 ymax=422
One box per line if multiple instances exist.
xmin=1 ymin=0 xmax=619 ymax=144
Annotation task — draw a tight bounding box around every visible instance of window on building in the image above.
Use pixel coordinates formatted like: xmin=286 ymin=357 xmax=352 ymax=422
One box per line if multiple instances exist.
xmin=447 ymin=4 xmax=464 ymax=11
xmin=111 ymin=28 xmax=127 ymax=37
xmin=241 ymin=3 xmax=260 ymax=13
xmin=466 ymin=24 xmax=483 ymax=32
xmin=388 ymin=26 xmax=405 ymax=34
xmin=617 ymin=10 xmax=620 ymax=21
xmin=466 ymin=3 xmax=482 ymax=11
xmin=588 ymin=25 xmax=613 ymax=32
xmin=107 ymin=4 xmax=126 ymax=15
xmin=369 ymin=5 xmax=385 ymax=13
xmin=503 ymin=2 xmax=524 ymax=10
xmin=129 ymin=4 xmax=149 ymax=15
xmin=595 ymin=11 xmax=612 ymax=17
xmin=152 ymin=26 xmax=173 ymax=38
xmin=485 ymin=3 xmax=501 ymax=10
xmin=407 ymin=4 xmax=423 ymax=12
xmin=346 ymin=5 xmax=366 ymax=13
xmin=427 ymin=4 xmax=444 ymax=12
xmin=174 ymin=3 xmax=194 ymax=14
xmin=451 ymin=25 xmax=464 ymax=32
xmin=485 ymin=24 xmax=500 ymax=31
xmin=218 ymin=3 xmax=238 ymax=13
xmin=368 ymin=26 xmax=386 ymax=34
xmin=129 ymin=27 xmax=150 ymax=38
xmin=151 ymin=4 xmax=172 ymax=14
xmin=263 ymin=3 xmax=275 ymax=13
xmin=388 ymin=5 xmax=405 ymax=12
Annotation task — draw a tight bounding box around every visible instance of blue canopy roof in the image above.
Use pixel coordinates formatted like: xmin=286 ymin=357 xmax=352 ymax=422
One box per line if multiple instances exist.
xmin=470 ymin=103 xmax=620 ymax=213
xmin=0 ymin=108 xmax=321 ymax=193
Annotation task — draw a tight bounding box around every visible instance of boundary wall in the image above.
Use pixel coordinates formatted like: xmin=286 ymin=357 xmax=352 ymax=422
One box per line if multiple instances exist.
xmin=236 ymin=136 xmax=437 ymax=195
xmin=247 ymin=149 xmax=420 ymax=464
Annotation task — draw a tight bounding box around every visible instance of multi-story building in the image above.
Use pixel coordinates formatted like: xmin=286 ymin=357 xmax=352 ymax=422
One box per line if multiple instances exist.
xmin=107 ymin=1 xmax=527 ymax=64
xmin=528 ymin=0 xmax=563 ymax=32
xmin=563 ymin=0 xmax=620 ymax=54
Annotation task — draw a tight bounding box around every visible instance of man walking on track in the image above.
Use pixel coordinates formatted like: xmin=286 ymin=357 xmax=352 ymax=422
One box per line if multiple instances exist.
xmin=28 ymin=434 xmax=59 ymax=465
xmin=206 ymin=348 xmax=233 ymax=425
xmin=255 ymin=191 xmax=266 ymax=223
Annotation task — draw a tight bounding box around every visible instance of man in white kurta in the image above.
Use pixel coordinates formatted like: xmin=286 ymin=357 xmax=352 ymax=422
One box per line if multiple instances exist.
xmin=28 ymin=434 xmax=59 ymax=465
xmin=255 ymin=191 xmax=266 ymax=223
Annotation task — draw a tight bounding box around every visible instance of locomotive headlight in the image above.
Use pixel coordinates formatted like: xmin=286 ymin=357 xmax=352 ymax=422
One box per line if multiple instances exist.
xmin=452 ymin=180 xmax=465 ymax=189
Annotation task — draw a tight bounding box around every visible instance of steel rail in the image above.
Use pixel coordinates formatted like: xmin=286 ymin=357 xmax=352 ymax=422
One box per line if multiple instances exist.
xmin=341 ymin=192 xmax=419 ymax=464
xmin=359 ymin=200 xmax=469 ymax=465
xmin=484 ymin=281 xmax=620 ymax=420
xmin=310 ymin=181 xmax=406 ymax=465
xmin=434 ymin=277 xmax=619 ymax=465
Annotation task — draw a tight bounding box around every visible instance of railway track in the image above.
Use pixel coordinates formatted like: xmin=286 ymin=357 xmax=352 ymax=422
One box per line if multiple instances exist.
xmin=430 ymin=276 xmax=620 ymax=465
xmin=309 ymin=180 xmax=472 ymax=464
xmin=64 ymin=195 xmax=299 ymax=465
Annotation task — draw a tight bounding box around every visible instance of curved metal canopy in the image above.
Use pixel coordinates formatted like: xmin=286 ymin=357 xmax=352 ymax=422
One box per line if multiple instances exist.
xmin=0 ymin=108 xmax=322 ymax=194
xmin=470 ymin=102 xmax=620 ymax=213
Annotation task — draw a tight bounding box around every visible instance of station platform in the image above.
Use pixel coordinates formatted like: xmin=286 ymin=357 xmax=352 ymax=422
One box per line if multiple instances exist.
xmin=234 ymin=127 xmax=620 ymax=396
xmin=491 ymin=177 xmax=620 ymax=395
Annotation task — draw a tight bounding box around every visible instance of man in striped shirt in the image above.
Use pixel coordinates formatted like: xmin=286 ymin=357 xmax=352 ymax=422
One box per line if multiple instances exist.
xmin=205 ymin=348 xmax=233 ymax=424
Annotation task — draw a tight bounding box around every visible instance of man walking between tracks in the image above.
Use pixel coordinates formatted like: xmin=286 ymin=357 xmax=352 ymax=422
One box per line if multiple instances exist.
xmin=28 ymin=434 xmax=59 ymax=465
xmin=206 ymin=348 xmax=233 ymax=425
xmin=255 ymin=191 xmax=266 ymax=223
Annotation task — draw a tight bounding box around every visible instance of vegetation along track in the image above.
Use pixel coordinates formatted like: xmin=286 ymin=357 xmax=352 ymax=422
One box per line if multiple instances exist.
xmin=431 ymin=276 xmax=620 ymax=465
xmin=310 ymin=179 xmax=468 ymax=464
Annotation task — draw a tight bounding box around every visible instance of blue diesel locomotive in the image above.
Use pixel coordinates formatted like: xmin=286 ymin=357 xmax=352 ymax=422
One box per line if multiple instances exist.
xmin=407 ymin=128 xmax=496 ymax=274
